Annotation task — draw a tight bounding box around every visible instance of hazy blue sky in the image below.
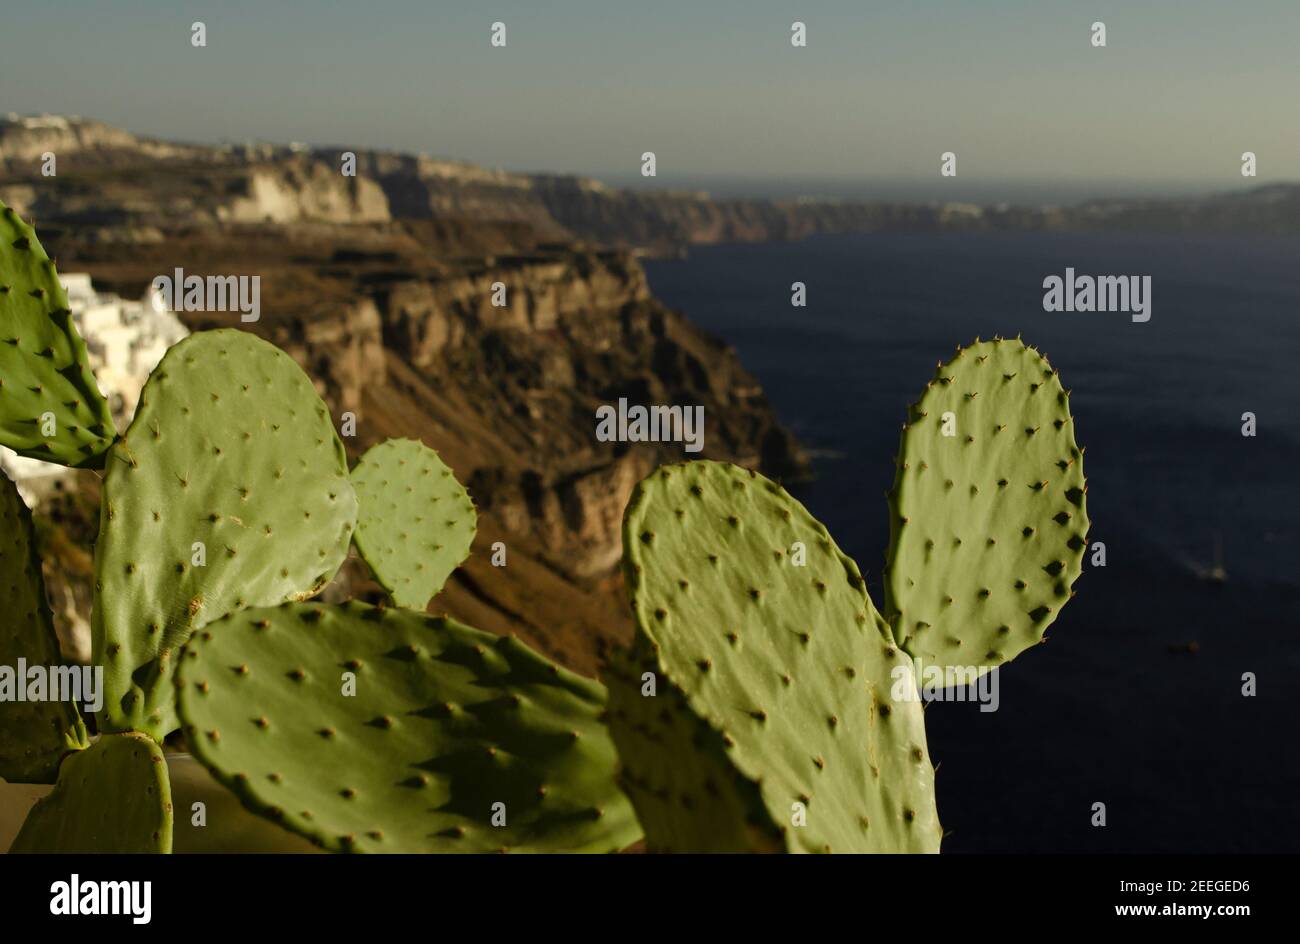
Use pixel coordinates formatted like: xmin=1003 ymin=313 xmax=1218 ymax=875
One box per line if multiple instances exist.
xmin=3 ymin=1 xmax=1297 ymax=199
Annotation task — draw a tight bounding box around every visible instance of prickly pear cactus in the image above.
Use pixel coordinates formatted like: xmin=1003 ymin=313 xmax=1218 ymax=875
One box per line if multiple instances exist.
xmin=605 ymin=640 xmax=783 ymax=852
xmin=351 ymin=438 xmax=476 ymax=611
xmin=168 ymin=753 xmax=320 ymax=853
xmin=0 ymin=470 xmax=87 ymax=784
xmin=885 ymin=338 xmax=1089 ymax=683
xmin=93 ymin=330 xmax=358 ymax=741
xmin=0 ymin=200 xmax=116 ymax=468
xmin=175 ymin=601 xmax=641 ymax=853
xmin=10 ymin=733 xmax=172 ymax=853
xmin=609 ymin=461 xmax=941 ymax=853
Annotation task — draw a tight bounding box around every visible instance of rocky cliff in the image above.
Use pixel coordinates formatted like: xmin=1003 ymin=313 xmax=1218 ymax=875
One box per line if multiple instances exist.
xmin=0 ymin=114 xmax=203 ymax=166
xmin=7 ymin=116 xmax=1295 ymax=256
xmin=0 ymin=117 xmax=1050 ymax=253
xmin=219 ymin=163 xmax=390 ymax=224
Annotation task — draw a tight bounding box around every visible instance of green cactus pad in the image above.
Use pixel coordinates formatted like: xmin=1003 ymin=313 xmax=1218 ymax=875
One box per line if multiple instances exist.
xmin=351 ymin=438 xmax=477 ymax=611
xmin=605 ymin=640 xmax=783 ymax=853
xmin=175 ymin=601 xmax=641 ymax=853
xmin=0 ymin=471 xmax=88 ymax=783
xmin=93 ymin=329 xmax=358 ymax=740
xmin=10 ymin=733 xmax=172 ymax=853
xmin=616 ymin=461 xmax=941 ymax=853
xmin=0 ymin=200 xmax=116 ymax=468
xmin=885 ymin=338 xmax=1089 ymax=683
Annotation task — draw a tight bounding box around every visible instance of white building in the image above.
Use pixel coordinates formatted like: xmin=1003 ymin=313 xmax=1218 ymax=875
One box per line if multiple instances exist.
xmin=3 ymin=112 xmax=75 ymax=129
xmin=0 ymin=274 xmax=188 ymax=503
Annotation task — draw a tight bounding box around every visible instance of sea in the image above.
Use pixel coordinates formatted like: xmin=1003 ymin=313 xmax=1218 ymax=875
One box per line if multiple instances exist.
xmin=644 ymin=230 xmax=1300 ymax=852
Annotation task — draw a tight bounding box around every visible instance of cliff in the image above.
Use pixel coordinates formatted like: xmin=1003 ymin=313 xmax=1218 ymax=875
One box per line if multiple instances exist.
xmin=0 ymin=114 xmax=203 ymax=166
xmin=161 ymin=240 xmax=805 ymax=585
xmin=6 ymin=116 xmax=1296 ymax=255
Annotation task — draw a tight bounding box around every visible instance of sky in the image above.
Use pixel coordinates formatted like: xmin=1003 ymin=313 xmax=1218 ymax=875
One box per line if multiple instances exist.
xmin=3 ymin=1 xmax=1298 ymax=200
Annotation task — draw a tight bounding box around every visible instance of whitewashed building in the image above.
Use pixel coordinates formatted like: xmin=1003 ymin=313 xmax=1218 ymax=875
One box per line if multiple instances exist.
xmin=0 ymin=274 xmax=188 ymax=503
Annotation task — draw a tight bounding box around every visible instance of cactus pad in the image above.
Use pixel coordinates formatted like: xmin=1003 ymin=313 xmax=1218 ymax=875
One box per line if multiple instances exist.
xmin=615 ymin=461 xmax=941 ymax=853
xmin=93 ymin=329 xmax=358 ymax=740
xmin=0 ymin=470 xmax=87 ymax=783
xmin=175 ymin=601 xmax=641 ymax=853
xmin=0 ymin=200 xmax=116 ymax=467
xmin=168 ymin=753 xmax=321 ymax=852
xmin=351 ymin=438 xmax=476 ymax=610
xmin=885 ymin=338 xmax=1089 ymax=683
xmin=605 ymin=640 xmax=783 ymax=852
xmin=10 ymin=732 xmax=172 ymax=853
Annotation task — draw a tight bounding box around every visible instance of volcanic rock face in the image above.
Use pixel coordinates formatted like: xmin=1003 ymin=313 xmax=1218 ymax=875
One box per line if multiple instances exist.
xmin=269 ymin=296 xmax=388 ymax=416
xmin=317 ymin=149 xmax=569 ymax=240
xmin=377 ymin=251 xmax=651 ymax=365
xmin=218 ymin=164 xmax=390 ymax=225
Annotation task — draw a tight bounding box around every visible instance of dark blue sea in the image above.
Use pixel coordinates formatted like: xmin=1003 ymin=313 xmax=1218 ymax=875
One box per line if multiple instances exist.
xmin=644 ymin=231 xmax=1300 ymax=852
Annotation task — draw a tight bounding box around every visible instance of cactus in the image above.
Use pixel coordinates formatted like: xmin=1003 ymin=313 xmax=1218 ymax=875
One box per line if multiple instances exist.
xmin=885 ymin=338 xmax=1090 ymax=684
xmin=608 ymin=461 xmax=941 ymax=852
xmin=606 ymin=338 xmax=1087 ymax=852
xmin=0 ymin=200 xmax=116 ymax=468
xmin=167 ymin=752 xmax=321 ymax=852
xmin=10 ymin=733 xmax=172 ymax=853
xmin=92 ymin=329 xmax=358 ymax=741
xmin=604 ymin=639 xmax=784 ymax=852
xmin=351 ymin=438 xmax=476 ymax=610
xmin=175 ymin=601 xmax=642 ymax=853
xmin=0 ymin=470 xmax=88 ymax=783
